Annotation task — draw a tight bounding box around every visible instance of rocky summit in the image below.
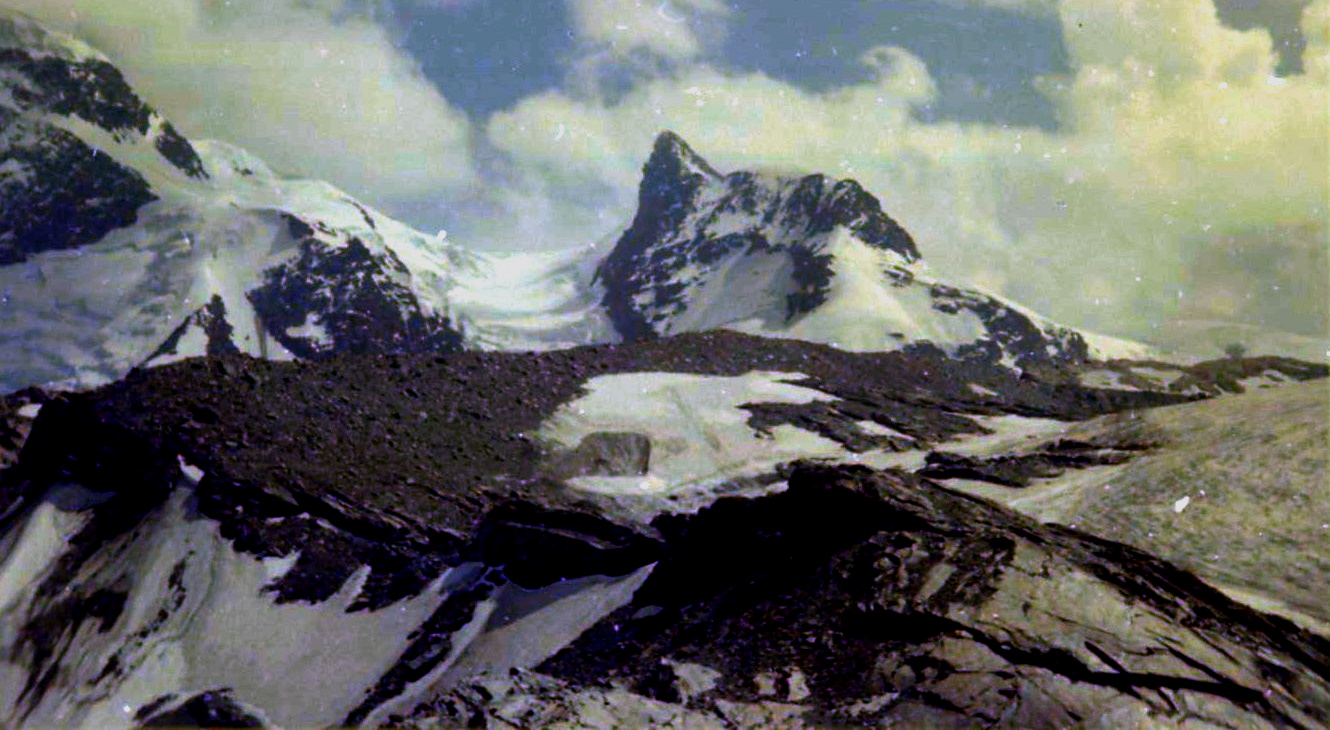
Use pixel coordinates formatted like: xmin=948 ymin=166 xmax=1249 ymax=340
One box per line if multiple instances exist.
xmin=592 ymin=131 xmax=1144 ymax=368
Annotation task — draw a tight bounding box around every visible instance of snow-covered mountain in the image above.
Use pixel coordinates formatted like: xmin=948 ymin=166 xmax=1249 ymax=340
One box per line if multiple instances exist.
xmin=596 ymin=131 xmax=1147 ymax=367
xmin=0 ymin=8 xmax=1156 ymax=394
xmin=0 ymin=9 xmax=494 ymax=391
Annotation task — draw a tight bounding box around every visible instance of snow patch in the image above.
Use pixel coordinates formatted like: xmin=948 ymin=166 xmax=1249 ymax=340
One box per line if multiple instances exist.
xmin=450 ymin=247 xmax=614 ymax=350
xmin=0 ymin=482 xmax=459 ymax=729
xmin=539 ymin=371 xmax=845 ymax=504
xmin=431 ymin=565 xmax=655 ymax=707
xmin=663 ymin=247 xmax=794 ymax=336
xmin=727 ymin=229 xmax=988 ymax=353
xmin=176 ymin=456 xmax=204 ymax=483
xmin=260 ymin=552 xmax=301 ymax=583
xmin=855 ymin=420 xmax=913 ymax=440
xmin=283 ymin=311 xmax=328 ymax=344
xmin=0 ymin=495 xmax=90 ymax=615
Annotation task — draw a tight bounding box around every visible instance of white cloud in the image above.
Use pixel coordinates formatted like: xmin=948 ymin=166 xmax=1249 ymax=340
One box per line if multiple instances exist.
xmin=5 ymin=0 xmax=477 ymax=212
xmin=485 ymin=0 xmax=1328 ymax=344
xmin=567 ymin=0 xmax=729 ymax=61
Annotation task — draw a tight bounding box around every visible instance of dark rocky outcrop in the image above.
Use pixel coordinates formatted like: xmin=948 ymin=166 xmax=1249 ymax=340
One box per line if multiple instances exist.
xmin=247 ymin=225 xmax=464 ymax=358
xmin=917 ymin=437 xmax=1156 ymax=488
xmin=1084 ymin=354 xmax=1330 ymax=396
xmin=0 ymin=36 xmax=209 ymax=265
xmin=0 ymin=110 xmax=157 ymax=265
xmin=0 ymin=45 xmax=205 ymax=177
xmin=135 ymin=689 xmax=268 ymax=728
xmin=927 ymin=281 xmax=1092 ymax=364
xmin=1 ymin=331 xmax=1325 ymax=727
xmin=543 ymin=431 xmax=652 ymax=479
xmin=0 ymin=387 xmax=45 ymax=475
xmin=514 ymin=463 xmax=1330 ymax=727
xmin=141 ymin=294 xmax=241 ymax=367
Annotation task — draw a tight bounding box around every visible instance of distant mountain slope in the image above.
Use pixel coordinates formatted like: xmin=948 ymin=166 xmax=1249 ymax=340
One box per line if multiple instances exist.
xmin=0 ymin=9 xmax=484 ymax=392
xmin=0 ymin=11 xmax=207 ymax=266
xmin=0 ymin=9 xmax=1160 ymax=394
xmin=933 ymin=378 xmax=1330 ymax=633
xmin=595 ymin=132 xmax=1150 ymax=368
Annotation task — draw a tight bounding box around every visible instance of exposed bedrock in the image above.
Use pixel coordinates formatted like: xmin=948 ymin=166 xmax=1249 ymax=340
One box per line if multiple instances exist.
xmin=542 ymin=431 xmax=653 ymax=480
xmin=518 ymin=463 xmax=1330 ymax=728
xmin=0 ymin=332 xmax=1326 ymax=727
xmin=134 ymin=689 xmax=270 ymax=729
xmin=917 ymin=437 xmax=1156 ymax=488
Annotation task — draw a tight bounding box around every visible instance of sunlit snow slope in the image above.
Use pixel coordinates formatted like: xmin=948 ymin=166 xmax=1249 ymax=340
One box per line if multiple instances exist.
xmin=0 ymin=10 xmax=493 ymax=391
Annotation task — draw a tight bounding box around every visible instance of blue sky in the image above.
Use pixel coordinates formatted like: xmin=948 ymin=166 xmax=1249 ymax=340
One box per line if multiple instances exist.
xmin=388 ymin=0 xmax=1306 ymax=125
xmin=391 ymin=0 xmax=1070 ymax=126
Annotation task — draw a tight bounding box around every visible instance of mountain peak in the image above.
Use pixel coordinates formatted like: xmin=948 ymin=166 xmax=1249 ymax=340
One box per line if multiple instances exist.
xmin=645 ymin=131 xmax=720 ymax=183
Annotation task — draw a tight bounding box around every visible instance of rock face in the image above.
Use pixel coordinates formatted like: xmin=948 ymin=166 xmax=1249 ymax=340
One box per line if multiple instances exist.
xmin=135 ymin=689 xmax=270 ymax=729
xmin=0 ymin=14 xmax=206 ymax=265
xmin=916 ymin=437 xmax=1150 ymax=488
xmin=140 ymin=295 xmax=240 ymax=368
xmin=543 ymin=432 xmax=653 ymax=480
xmin=0 ymin=331 xmax=1325 ymax=728
xmin=0 ymin=387 xmax=46 ymax=474
xmin=594 ymin=132 xmax=1139 ymax=367
xmin=246 ymin=217 xmax=464 ymax=359
xmin=450 ymin=463 xmax=1330 ymax=729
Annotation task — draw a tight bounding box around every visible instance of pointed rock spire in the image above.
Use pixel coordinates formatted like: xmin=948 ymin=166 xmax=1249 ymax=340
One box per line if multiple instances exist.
xmin=633 ymin=131 xmax=720 ymax=232
xmin=645 ymin=131 xmax=720 ymax=182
